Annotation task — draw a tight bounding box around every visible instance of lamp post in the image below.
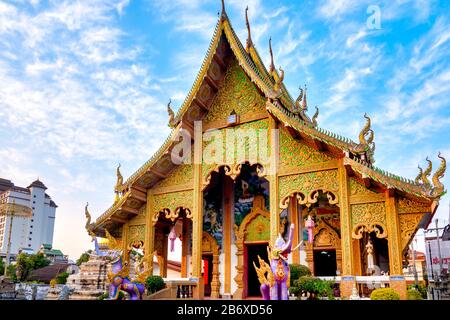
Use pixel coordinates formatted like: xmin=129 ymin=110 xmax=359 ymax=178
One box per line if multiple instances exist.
xmin=0 ymin=199 xmax=32 ymax=276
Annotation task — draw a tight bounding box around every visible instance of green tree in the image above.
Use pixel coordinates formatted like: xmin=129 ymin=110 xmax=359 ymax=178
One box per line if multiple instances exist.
xmin=289 ymin=264 xmax=311 ymax=286
xmin=55 ymin=272 xmax=70 ymax=284
xmin=76 ymin=250 xmax=91 ymax=266
xmin=15 ymin=253 xmax=50 ymax=281
xmin=0 ymin=258 xmax=4 ymax=275
xmin=6 ymin=264 xmax=17 ymax=281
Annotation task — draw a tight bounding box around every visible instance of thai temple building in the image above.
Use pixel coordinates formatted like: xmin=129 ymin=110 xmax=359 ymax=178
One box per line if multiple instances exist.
xmin=87 ymin=2 xmax=446 ymax=299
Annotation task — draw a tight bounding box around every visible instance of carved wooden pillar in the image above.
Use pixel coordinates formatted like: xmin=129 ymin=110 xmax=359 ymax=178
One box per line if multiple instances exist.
xmin=385 ymin=190 xmax=407 ymax=299
xmin=192 ymin=121 xmax=204 ymax=298
xmin=223 ymin=176 xmax=233 ymax=294
xmin=121 ymin=222 xmax=129 ymax=263
xmin=305 ymin=243 xmax=314 ymax=274
xmin=268 ymin=115 xmax=279 ymax=244
xmin=337 ymin=159 xmax=355 ymax=298
xmin=336 ymin=248 xmax=342 ymax=275
xmin=181 ymin=218 xmax=189 ymax=277
xmin=161 ymin=234 xmax=168 ymax=278
xmin=290 ymin=196 xmax=300 ymax=264
xmin=353 ymin=239 xmax=362 ymax=275
xmin=211 ymin=248 xmax=221 ymax=299
xmin=233 ymin=228 xmax=244 ymax=299
xmin=145 ymin=193 xmax=155 ymax=275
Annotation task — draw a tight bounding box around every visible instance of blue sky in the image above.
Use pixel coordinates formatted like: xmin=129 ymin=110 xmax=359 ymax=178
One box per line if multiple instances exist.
xmin=1 ymin=0 xmax=449 ymax=260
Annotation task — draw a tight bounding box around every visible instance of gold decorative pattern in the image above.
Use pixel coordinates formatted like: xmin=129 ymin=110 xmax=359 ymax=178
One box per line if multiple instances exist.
xmin=201 ymin=119 xmax=269 ymax=186
xmin=128 ymin=225 xmax=145 ymax=244
xmin=279 ymin=126 xmax=333 ymax=172
xmin=154 ymin=164 xmax=193 ymax=189
xmin=245 ymin=214 xmax=270 ymax=242
xmin=204 ymin=59 xmax=266 ymax=123
xmin=278 ymin=170 xmax=339 ymax=209
xmin=350 ymin=178 xmax=377 ymax=196
xmin=152 ymin=190 xmax=193 ymax=224
xmin=398 ymin=197 xmax=430 ymax=214
xmin=399 ymin=213 xmax=423 ymax=250
xmin=351 ymin=202 xmax=387 ymax=239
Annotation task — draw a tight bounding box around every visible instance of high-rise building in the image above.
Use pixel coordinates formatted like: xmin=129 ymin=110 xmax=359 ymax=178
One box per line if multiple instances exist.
xmin=0 ymin=178 xmax=57 ymax=260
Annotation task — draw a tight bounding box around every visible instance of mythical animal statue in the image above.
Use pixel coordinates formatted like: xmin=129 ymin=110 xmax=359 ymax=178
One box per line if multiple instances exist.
xmin=351 ymin=114 xmax=375 ymax=160
xmin=254 ymin=223 xmax=300 ymax=300
xmin=84 ymin=204 xmax=149 ymax=300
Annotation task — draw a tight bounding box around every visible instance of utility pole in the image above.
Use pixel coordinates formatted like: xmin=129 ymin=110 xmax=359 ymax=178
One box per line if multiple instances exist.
xmin=435 ymin=219 xmax=444 ymax=277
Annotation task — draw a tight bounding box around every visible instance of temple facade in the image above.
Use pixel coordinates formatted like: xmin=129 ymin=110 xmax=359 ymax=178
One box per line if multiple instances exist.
xmin=88 ymin=5 xmax=446 ymax=300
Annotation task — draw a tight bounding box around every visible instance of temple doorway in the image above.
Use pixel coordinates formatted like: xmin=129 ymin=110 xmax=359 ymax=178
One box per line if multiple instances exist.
xmin=202 ymin=254 xmax=213 ymax=297
xmin=245 ymin=243 xmax=268 ymax=297
xmin=313 ymin=250 xmax=337 ymax=276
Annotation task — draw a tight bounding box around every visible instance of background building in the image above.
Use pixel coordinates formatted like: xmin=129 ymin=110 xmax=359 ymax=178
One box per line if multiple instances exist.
xmin=0 ymin=178 xmax=57 ymax=262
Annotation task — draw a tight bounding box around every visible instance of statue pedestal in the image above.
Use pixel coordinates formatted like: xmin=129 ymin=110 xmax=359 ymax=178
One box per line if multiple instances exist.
xmin=67 ymin=255 xmax=111 ymax=300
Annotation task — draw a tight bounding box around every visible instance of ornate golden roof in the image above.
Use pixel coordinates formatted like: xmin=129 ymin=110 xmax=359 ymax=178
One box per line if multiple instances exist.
xmin=91 ymin=5 xmax=445 ymax=229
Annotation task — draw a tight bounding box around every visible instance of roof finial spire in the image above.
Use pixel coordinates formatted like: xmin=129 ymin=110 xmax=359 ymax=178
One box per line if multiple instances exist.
xmin=269 ymin=37 xmax=275 ymax=74
xmin=301 ymin=84 xmax=308 ymax=111
xmin=221 ymin=0 xmax=226 ymax=19
xmin=245 ymin=6 xmax=253 ymax=52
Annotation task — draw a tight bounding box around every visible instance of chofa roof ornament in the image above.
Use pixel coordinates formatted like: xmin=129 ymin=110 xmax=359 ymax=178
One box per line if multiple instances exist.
xmin=167 ymin=99 xmax=177 ymax=128
xmin=351 ymin=113 xmax=375 ymax=163
xmin=415 ymin=153 xmax=446 ymax=198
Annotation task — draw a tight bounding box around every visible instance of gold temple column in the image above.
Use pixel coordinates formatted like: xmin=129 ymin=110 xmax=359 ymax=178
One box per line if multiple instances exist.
xmin=191 ymin=121 xmax=204 ymax=298
xmin=121 ymin=222 xmax=129 ymax=262
xmin=145 ymin=193 xmax=155 ymax=275
xmin=290 ymin=196 xmax=300 ymax=264
xmin=337 ymin=158 xmax=355 ymax=298
xmin=268 ymin=116 xmax=279 ymax=244
xmin=181 ymin=218 xmax=189 ymax=277
xmin=385 ymin=190 xmax=407 ymax=300
xmin=211 ymin=248 xmax=221 ymax=299
xmin=223 ymin=176 xmax=233 ymax=295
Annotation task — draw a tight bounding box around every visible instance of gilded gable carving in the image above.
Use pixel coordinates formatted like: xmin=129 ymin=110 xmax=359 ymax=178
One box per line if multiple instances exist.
xmin=351 ymin=202 xmax=387 ymax=239
xmin=278 ymin=170 xmax=339 ymax=208
xmin=399 ymin=213 xmax=423 ymax=250
xmin=279 ymin=127 xmax=333 ymax=172
xmin=204 ymin=59 xmax=265 ymax=123
xmin=154 ymin=163 xmax=193 ymax=188
xmin=350 ymin=178 xmax=377 ymax=196
xmin=152 ymin=190 xmax=193 ymax=217
xmin=128 ymin=224 xmax=145 ymax=244
xmin=398 ymin=197 xmax=430 ymax=214
xmin=201 ymin=119 xmax=269 ymax=185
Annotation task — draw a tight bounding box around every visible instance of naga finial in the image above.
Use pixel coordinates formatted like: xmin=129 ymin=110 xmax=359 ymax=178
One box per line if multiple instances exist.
xmin=301 ymin=84 xmax=307 ymax=111
xmin=167 ymin=99 xmax=176 ymax=128
xmin=415 ymin=165 xmax=423 ymax=185
xmin=294 ymin=87 xmax=303 ymax=113
xmin=358 ymin=113 xmax=371 ymax=145
xmin=421 ymin=157 xmax=432 ymax=189
xmin=273 ymin=66 xmax=284 ymax=93
xmin=114 ymin=164 xmax=124 ymax=202
xmin=245 ymin=6 xmax=253 ymax=52
xmin=312 ymin=106 xmax=319 ymax=127
xmin=269 ymin=37 xmax=275 ymax=74
xmin=351 ymin=113 xmax=375 ymax=160
xmin=85 ymin=203 xmax=95 ymax=238
xmin=431 ymin=152 xmax=446 ymax=197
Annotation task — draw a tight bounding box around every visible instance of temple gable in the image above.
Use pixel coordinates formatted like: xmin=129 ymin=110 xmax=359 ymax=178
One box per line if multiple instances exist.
xmin=203 ymin=59 xmax=266 ymax=124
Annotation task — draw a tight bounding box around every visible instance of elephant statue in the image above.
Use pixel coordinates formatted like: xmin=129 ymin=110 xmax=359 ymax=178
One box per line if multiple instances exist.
xmin=254 ymin=223 xmax=297 ymax=300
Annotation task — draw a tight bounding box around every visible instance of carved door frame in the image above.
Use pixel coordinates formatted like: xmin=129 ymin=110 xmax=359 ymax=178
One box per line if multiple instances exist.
xmin=202 ymin=232 xmax=221 ymax=298
xmin=233 ymin=195 xmax=270 ymax=299
xmin=306 ymin=219 xmax=342 ymax=276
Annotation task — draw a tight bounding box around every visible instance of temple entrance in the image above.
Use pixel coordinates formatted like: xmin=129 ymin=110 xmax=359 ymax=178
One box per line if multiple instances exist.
xmin=245 ymin=243 xmax=268 ymax=297
xmin=359 ymin=231 xmax=389 ymax=276
xmin=313 ymin=249 xmax=337 ymax=276
xmin=202 ymin=254 xmax=213 ymax=297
